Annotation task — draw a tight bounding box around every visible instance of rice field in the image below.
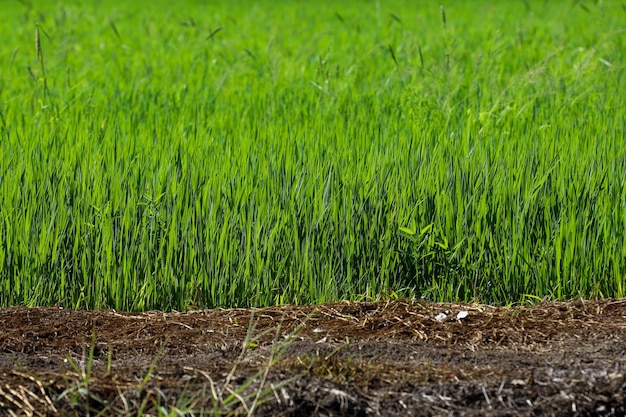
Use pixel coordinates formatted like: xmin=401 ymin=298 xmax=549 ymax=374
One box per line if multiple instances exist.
xmin=0 ymin=0 xmax=625 ymax=311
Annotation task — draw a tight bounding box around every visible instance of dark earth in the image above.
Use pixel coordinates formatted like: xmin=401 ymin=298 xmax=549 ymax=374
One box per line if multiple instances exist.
xmin=1 ymin=299 xmax=625 ymax=416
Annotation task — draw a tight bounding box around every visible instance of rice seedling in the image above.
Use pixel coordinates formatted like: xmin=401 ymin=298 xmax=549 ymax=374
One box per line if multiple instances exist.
xmin=0 ymin=0 xmax=624 ymax=310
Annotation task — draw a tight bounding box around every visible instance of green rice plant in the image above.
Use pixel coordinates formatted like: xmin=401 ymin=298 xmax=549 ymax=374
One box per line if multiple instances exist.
xmin=0 ymin=0 xmax=624 ymax=310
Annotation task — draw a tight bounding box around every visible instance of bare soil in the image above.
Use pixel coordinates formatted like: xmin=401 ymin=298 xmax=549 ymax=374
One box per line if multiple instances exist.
xmin=1 ymin=299 xmax=625 ymax=416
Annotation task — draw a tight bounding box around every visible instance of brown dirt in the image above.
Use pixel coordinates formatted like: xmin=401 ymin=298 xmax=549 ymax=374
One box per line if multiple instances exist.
xmin=1 ymin=299 xmax=625 ymax=416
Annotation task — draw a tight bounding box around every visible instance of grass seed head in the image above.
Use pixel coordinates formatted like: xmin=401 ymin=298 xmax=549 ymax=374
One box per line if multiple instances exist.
xmin=35 ymin=24 xmax=41 ymax=62
xmin=440 ymin=5 xmax=446 ymax=29
xmin=418 ymin=44 xmax=424 ymax=69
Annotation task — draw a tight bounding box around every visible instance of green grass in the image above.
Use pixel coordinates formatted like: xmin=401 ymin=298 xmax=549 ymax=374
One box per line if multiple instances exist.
xmin=0 ymin=0 xmax=625 ymax=311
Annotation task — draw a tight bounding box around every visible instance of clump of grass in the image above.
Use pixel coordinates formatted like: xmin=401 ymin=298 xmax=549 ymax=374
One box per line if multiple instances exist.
xmin=2 ymin=316 xmax=301 ymax=415
xmin=0 ymin=0 xmax=624 ymax=310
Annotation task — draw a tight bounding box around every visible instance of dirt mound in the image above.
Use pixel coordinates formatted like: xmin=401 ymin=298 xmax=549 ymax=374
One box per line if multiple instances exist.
xmin=1 ymin=299 xmax=625 ymax=416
